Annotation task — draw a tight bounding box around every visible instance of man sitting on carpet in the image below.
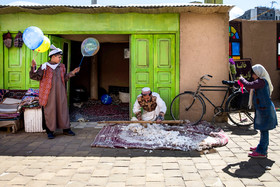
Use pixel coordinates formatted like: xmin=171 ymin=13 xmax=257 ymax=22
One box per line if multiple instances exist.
xmin=133 ymin=87 xmax=167 ymax=123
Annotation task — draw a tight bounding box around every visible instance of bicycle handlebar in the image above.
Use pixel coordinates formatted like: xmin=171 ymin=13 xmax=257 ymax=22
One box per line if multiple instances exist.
xmin=200 ymin=74 xmax=213 ymax=82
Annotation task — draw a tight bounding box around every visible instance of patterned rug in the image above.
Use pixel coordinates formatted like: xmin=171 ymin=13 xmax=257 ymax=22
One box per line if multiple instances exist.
xmin=70 ymin=99 xmax=129 ymax=122
xmin=91 ymin=121 xmax=229 ymax=151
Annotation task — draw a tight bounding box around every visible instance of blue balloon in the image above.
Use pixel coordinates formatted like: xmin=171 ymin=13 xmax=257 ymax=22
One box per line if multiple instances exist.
xmin=23 ymin=26 xmax=44 ymax=50
xmin=101 ymin=94 xmax=112 ymax=105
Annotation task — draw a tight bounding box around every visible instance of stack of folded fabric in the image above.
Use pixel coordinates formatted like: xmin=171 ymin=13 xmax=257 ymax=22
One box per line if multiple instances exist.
xmin=0 ymin=89 xmax=25 ymax=120
xmin=19 ymin=88 xmax=40 ymax=111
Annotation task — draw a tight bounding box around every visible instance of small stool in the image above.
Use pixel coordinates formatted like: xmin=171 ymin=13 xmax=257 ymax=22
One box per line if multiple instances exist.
xmin=0 ymin=119 xmax=21 ymax=133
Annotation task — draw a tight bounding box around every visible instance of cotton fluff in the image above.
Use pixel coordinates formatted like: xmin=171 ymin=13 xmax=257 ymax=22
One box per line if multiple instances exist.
xmin=120 ymin=122 xmax=207 ymax=151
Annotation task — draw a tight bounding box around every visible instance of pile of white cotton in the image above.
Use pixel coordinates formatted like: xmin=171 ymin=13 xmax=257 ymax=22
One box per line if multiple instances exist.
xmin=119 ymin=121 xmax=207 ymax=151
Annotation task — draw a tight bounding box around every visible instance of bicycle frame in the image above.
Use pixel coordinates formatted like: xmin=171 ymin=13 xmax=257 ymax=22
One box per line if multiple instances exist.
xmin=199 ymin=85 xmax=230 ymax=110
xmin=170 ymin=74 xmax=254 ymax=126
xmin=193 ymin=82 xmax=231 ymax=111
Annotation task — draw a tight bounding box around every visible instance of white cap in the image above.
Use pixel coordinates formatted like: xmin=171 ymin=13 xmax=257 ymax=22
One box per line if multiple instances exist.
xmin=48 ymin=44 xmax=62 ymax=57
xmin=141 ymin=87 xmax=151 ymax=94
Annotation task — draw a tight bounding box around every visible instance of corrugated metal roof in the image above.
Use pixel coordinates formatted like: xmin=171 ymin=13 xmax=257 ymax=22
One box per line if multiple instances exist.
xmin=2 ymin=3 xmax=231 ymax=7
xmin=0 ymin=3 xmax=233 ymax=14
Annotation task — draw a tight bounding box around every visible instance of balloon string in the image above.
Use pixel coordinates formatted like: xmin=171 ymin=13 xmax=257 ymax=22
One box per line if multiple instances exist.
xmin=32 ymin=50 xmax=34 ymax=60
xmin=35 ymin=51 xmax=39 ymax=60
xmin=79 ymin=56 xmax=84 ymax=67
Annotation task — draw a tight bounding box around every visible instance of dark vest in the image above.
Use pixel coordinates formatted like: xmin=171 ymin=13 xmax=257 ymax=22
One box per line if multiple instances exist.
xmin=253 ymin=79 xmax=277 ymax=130
xmin=137 ymin=96 xmax=157 ymax=112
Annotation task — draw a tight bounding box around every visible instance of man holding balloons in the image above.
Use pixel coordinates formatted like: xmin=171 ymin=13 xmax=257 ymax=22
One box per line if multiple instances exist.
xmin=29 ymin=45 xmax=80 ymax=139
xmin=23 ymin=26 xmax=99 ymax=139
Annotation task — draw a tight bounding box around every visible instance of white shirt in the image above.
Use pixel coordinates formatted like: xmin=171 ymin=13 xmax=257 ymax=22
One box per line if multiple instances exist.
xmin=41 ymin=62 xmax=59 ymax=70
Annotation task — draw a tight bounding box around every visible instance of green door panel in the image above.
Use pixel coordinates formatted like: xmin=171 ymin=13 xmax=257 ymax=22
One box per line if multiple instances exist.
xmin=4 ymin=46 xmax=26 ymax=89
xmin=130 ymin=35 xmax=154 ymax=116
xmin=130 ymin=34 xmax=176 ymax=119
xmin=0 ymin=32 xmax=3 ymax=88
xmin=154 ymin=34 xmax=176 ymax=119
xmin=50 ymin=36 xmax=64 ymax=52
xmin=4 ymin=33 xmax=26 ymax=89
xmin=4 ymin=34 xmax=49 ymax=90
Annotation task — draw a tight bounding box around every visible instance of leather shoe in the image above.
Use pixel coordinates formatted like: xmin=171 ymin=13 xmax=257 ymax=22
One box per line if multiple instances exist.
xmin=47 ymin=132 xmax=55 ymax=139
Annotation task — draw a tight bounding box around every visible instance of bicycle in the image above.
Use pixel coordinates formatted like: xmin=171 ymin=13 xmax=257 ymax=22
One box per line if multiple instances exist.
xmin=170 ymin=74 xmax=255 ymax=126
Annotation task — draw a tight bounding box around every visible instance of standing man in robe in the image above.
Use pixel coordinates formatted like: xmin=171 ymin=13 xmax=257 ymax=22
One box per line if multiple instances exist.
xmin=30 ymin=45 xmax=80 ymax=139
xmin=133 ymin=87 xmax=167 ymax=123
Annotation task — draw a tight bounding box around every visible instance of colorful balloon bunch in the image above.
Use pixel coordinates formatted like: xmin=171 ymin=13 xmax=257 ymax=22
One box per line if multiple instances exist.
xmin=23 ymin=26 xmax=50 ymax=53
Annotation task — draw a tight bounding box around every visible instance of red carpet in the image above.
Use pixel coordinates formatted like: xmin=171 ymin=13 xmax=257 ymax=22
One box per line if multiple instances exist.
xmin=70 ymin=99 xmax=129 ymax=122
xmin=91 ymin=121 xmax=228 ymax=151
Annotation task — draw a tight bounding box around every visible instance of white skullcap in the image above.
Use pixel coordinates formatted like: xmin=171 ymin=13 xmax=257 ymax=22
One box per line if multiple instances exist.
xmin=48 ymin=44 xmax=63 ymax=57
xmin=141 ymin=87 xmax=151 ymax=94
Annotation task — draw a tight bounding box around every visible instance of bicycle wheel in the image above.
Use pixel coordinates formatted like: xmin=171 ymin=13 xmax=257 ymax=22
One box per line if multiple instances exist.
xmin=226 ymin=91 xmax=255 ymax=126
xmin=170 ymin=91 xmax=206 ymax=125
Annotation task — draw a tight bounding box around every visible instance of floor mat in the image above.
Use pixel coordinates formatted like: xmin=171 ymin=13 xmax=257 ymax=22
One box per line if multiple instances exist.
xmin=70 ymin=100 xmax=129 ymax=122
xmin=91 ymin=121 xmax=229 ymax=151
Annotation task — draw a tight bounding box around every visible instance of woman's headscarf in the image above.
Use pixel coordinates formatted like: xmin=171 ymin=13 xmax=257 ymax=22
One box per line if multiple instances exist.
xmin=252 ymin=64 xmax=273 ymax=96
xmin=248 ymin=64 xmax=273 ymax=109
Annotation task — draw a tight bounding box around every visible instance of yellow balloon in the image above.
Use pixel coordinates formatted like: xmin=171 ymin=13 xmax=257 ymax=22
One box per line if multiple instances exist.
xmin=35 ymin=36 xmax=50 ymax=53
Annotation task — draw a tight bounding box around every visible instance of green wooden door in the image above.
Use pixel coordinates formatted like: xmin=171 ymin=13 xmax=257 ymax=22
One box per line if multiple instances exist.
xmin=130 ymin=35 xmax=154 ymax=107
xmin=4 ymin=36 xmax=26 ymax=89
xmin=153 ymin=34 xmax=176 ymax=119
xmin=130 ymin=34 xmax=176 ymax=119
xmin=3 ymin=33 xmax=46 ymax=90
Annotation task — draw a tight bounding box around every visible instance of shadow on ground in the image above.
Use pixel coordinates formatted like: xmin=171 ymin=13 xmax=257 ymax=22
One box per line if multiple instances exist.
xmin=222 ymin=158 xmax=275 ymax=178
xmin=215 ymin=122 xmax=258 ymax=136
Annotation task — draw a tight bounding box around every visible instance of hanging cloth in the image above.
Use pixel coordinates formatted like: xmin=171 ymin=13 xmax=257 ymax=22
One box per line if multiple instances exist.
xmin=14 ymin=31 xmax=23 ymax=47
xmin=3 ymin=31 xmax=12 ymax=48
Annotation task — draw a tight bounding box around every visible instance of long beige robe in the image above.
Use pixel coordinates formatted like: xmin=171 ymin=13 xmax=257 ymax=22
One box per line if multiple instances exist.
xmin=30 ymin=62 xmax=74 ymax=131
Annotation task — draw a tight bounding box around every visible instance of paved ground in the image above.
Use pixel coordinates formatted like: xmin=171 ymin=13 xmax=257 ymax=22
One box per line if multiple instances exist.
xmin=0 ymin=117 xmax=280 ymax=187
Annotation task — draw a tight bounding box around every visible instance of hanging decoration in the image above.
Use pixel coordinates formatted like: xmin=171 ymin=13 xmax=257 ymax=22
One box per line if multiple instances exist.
xmin=3 ymin=31 xmax=12 ymax=48
xmin=14 ymin=31 xmax=23 ymax=48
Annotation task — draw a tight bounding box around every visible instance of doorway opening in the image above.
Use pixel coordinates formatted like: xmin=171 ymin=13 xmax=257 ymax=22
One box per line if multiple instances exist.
xmin=58 ymin=34 xmax=130 ymax=122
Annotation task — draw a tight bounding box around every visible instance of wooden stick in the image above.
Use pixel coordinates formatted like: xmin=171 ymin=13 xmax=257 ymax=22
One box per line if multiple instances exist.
xmin=97 ymin=120 xmax=186 ymax=124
